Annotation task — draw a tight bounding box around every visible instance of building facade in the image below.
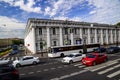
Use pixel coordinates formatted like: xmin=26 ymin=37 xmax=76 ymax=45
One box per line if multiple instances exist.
xmin=24 ymin=18 xmax=120 ymax=54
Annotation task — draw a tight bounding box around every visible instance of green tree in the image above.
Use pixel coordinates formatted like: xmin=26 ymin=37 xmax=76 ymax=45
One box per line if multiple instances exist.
xmin=116 ymin=22 xmax=120 ymax=26
xmin=12 ymin=40 xmax=23 ymax=45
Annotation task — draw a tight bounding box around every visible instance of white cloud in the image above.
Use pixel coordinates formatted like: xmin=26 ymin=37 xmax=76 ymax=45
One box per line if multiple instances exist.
xmin=0 ymin=0 xmax=42 ymax=13
xmin=86 ymin=0 xmax=120 ymax=24
xmin=44 ymin=0 xmax=84 ymax=17
xmin=0 ymin=16 xmax=25 ymax=38
xmin=89 ymin=10 xmax=96 ymax=15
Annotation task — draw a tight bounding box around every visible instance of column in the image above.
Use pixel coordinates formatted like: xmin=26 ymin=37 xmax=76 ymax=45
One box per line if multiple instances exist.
xmin=94 ymin=28 xmax=97 ymax=43
xmin=100 ymin=29 xmax=103 ymax=45
xmin=110 ymin=29 xmax=113 ymax=44
xmin=59 ymin=27 xmax=63 ymax=46
xmin=71 ymin=33 xmax=74 ymax=45
xmin=32 ymin=28 xmax=36 ymax=54
xmin=87 ymin=28 xmax=90 ymax=44
xmin=119 ymin=29 xmax=120 ymax=43
xmin=47 ymin=27 xmax=51 ymax=48
xmin=106 ymin=29 xmax=108 ymax=44
xmin=80 ymin=28 xmax=83 ymax=44
xmin=114 ymin=29 xmax=117 ymax=43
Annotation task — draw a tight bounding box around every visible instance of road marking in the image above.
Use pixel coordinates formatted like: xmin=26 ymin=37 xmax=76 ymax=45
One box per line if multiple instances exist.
xmin=28 ymin=72 xmax=34 ymax=74
xmin=74 ymin=63 xmax=82 ymax=67
xmin=20 ymin=74 xmax=26 ymax=76
xmin=63 ymin=65 xmax=68 ymax=67
xmin=16 ymin=57 xmax=18 ymax=60
xmin=98 ymin=64 xmax=120 ymax=74
xmin=37 ymin=70 xmax=41 ymax=73
xmin=50 ymin=68 xmax=56 ymax=70
xmin=90 ymin=61 xmax=118 ymax=72
xmin=78 ymin=65 xmax=85 ymax=68
xmin=107 ymin=70 xmax=120 ymax=78
xmin=7 ymin=57 xmax=10 ymax=60
xmin=43 ymin=69 xmax=49 ymax=71
xmin=2 ymin=57 xmax=6 ymax=60
xmin=50 ymin=70 xmax=88 ymax=80
xmin=11 ymin=57 xmax=14 ymax=61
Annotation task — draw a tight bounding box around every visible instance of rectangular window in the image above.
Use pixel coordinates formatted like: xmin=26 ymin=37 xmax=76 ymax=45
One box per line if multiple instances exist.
xmin=53 ymin=28 xmax=56 ymax=35
xmin=39 ymin=28 xmax=42 ymax=35
xmin=64 ymin=28 xmax=68 ymax=34
xmin=53 ymin=41 xmax=57 ymax=46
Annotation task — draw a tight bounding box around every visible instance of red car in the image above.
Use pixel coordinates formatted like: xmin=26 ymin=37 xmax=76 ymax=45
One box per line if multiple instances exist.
xmin=82 ymin=53 xmax=108 ymax=66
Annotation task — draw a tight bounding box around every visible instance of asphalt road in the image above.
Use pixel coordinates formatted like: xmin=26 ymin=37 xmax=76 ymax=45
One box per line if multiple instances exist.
xmin=18 ymin=53 xmax=120 ymax=80
xmin=0 ymin=52 xmax=120 ymax=80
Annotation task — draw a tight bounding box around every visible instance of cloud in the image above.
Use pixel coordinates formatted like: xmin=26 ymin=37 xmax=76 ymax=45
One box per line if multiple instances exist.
xmin=85 ymin=0 xmax=120 ymax=24
xmin=0 ymin=16 xmax=25 ymax=38
xmin=0 ymin=0 xmax=42 ymax=13
xmin=44 ymin=0 xmax=84 ymax=17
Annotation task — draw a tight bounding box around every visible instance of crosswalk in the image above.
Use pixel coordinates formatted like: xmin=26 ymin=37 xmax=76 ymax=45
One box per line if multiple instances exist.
xmin=73 ymin=58 xmax=120 ymax=80
xmin=0 ymin=57 xmax=19 ymax=61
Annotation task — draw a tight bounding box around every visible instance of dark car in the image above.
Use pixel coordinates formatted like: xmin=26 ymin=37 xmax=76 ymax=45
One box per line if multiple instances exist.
xmin=106 ymin=46 xmax=120 ymax=54
xmin=0 ymin=60 xmax=19 ymax=80
xmin=93 ymin=47 xmax=106 ymax=53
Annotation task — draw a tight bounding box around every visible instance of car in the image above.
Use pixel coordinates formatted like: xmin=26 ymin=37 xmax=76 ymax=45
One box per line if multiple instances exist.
xmin=82 ymin=53 xmax=108 ymax=66
xmin=106 ymin=46 xmax=120 ymax=54
xmin=93 ymin=47 xmax=106 ymax=53
xmin=62 ymin=53 xmax=86 ymax=64
xmin=12 ymin=56 xmax=40 ymax=68
xmin=0 ymin=60 xmax=19 ymax=80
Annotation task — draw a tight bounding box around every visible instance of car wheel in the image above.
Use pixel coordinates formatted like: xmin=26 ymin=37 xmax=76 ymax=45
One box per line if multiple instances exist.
xmin=92 ymin=62 xmax=96 ymax=66
xmin=69 ymin=60 xmax=73 ymax=64
xmin=33 ymin=61 xmax=37 ymax=65
xmin=104 ymin=58 xmax=108 ymax=62
xmin=16 ymin=63 xmax=21 ymax=68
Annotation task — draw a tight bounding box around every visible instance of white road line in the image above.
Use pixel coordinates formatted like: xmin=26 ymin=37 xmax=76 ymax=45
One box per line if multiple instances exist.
xmin=7 ymin=57 xmax=10 ymax=60
xmin=74 ymin=63 xmax=82 ymax=67
xmin=11 ymin=57 xmax=14 ymax=61
xmin=43 ymin=69 xmax=49 ymax=71
xmin=50 ymin=68 xmax=56 ymax=70
xmin=57 ymin=66 xmax=62 ymax=69
xmin=37 ymin=70 xmax=41 ymax=73
xmin=2 ymin=57 xmax=6 ymax=60
xmin=16 ymin=57 xmax=18 ymax=60
xmin=28 ymin=72 xmax=34 ymax=74
xmin=78 ymin=65 xmax=85 ymax=68
xmin=50 ymin=70 xmax=88 ymax=80
xmin=107 ymin=70 xmax=120 ymax=78
xmin=98 ymin=64 xmax=120 ymax=74
xmin=20 ymin=74 xmax=26 ymax=76
xmin=63 ymin=65 xmax=68 ymax=67
xmin=91 ymin=61 xmax=118 ymax=72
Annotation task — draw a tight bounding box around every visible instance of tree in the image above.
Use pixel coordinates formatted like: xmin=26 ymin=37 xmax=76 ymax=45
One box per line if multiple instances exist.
xmin=116 ymin=22 xmax=120 ymax=26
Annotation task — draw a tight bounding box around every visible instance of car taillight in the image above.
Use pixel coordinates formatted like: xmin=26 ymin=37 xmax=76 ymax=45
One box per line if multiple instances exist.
xmin=13 ymin=69 xmax=19 ymax=74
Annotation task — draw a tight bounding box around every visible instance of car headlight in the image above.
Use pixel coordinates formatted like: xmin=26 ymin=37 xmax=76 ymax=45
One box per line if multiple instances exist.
xmin=86 ymin=61 xmax=91 ymax=62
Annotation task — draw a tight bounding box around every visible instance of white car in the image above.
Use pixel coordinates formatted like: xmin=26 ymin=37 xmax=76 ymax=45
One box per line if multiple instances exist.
xmin=13 ymin=56 xmax=40 ymax=67
xmin=62 ymin=53 xmax=86 ymax=64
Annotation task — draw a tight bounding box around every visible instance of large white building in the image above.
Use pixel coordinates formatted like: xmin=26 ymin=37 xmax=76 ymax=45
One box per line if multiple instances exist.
xmin=24 ymin=18 xmax=120 ymax=54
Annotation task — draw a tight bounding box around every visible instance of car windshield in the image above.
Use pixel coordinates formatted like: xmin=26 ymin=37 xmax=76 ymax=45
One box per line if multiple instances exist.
xmin=67 ymin=54 xmax=74 ymax=57
xmin=87 ymin=54 xmax=96 ymax=58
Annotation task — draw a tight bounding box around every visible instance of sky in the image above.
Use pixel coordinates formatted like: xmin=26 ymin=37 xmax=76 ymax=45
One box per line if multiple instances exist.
xmin=0 ymin=0 xmax=120 ymax=38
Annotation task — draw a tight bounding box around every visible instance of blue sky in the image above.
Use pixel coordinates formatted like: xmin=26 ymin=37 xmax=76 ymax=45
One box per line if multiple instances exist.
xmin=0 ymin=0 xmax=120 ymax=38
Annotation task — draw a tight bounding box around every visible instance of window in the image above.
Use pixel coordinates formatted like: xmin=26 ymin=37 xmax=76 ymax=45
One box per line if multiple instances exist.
xmin=74 ymin=28 xmax=77 ymax=34
xmin=53 ymin=28 xmax=56 ymax=35
xmin=39 ymin=28 xmax=42 ymax=35
xmin=53 ymin=41 xmax=57 ymax=46
xmin=64 ymin=28 xmax=68 ymax=34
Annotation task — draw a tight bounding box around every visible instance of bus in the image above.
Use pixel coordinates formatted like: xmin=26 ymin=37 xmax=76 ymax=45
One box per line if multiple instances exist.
xmin=48 ymin=44 xmax=100 ymax=57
